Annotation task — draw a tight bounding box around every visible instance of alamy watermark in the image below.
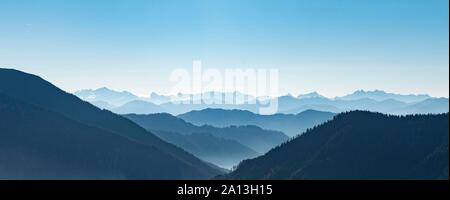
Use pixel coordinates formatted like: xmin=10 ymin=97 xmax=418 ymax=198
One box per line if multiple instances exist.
xmin=169 ymin=61 xmax=279 ymax=115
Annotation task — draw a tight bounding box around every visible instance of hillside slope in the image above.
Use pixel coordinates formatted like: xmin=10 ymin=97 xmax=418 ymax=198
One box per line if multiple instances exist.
xmin=222 ymin=111 xmax=449 ymax=180
xmin=0 ymin=68 xmax=223 ymax=179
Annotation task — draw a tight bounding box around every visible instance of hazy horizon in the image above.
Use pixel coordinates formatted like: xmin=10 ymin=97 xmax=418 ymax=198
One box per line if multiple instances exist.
xmin=73 ymin=86 xmax=446 ymax=99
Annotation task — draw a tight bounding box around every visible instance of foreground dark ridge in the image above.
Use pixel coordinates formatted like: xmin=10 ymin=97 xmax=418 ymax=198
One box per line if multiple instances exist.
xmin=0 ymin=68 xmax=223 ymax=179
xmin=221 ymin=111 xmax=449 ymax=180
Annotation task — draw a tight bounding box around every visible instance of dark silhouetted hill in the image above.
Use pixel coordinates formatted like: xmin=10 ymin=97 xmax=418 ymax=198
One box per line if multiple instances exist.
xmin=0 ymin=68 xmax=223 ymax=179
xmin=222 ymin=111 xmax=449 ymax=180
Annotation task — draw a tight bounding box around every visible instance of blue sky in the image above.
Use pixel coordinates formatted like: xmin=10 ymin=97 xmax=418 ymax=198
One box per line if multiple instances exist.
xmin=0 ymin=0 xmax=448 ymax=97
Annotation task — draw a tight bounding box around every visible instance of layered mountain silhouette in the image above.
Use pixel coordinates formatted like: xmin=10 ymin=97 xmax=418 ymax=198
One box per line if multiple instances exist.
xmin=276 ymin=94 xmax=448 ymax=115
xmin=148 ymin=92 xmax=172 ymax=104
xmin=390 ymin=98 xmax=450 ymax=115
xmin=297 ymin=92 xmax=325 ymax=99
xmin=124 ymin=113 xmax=288 ymax=154
xmin=75 ymin=88 xmax=448 ymax=116
xmin=75 ymin=87 xmax=139 ymax=107
xmin=151 ymin=130 xmax=259 ymax=169
xmin=3 ymin=68 xmax=447 ymax=180
xmin=0 ymin=68 xmax=223 ymax=179
xmin=156 ymin=91 xmax=259 ymax=115
xmin=178 ymin=109 xmax=336 ymax=137
xmin=221 ymin=111 xmax=449 ymax=180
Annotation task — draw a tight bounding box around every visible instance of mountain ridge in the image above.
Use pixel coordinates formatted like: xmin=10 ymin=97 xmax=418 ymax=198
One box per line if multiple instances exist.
xmin=73 ymin=87 xmax=448 ymax=115
xmin=0 ymin=68 xmax=223 ymax=179
xmin=178 ymin=108 xmax=336 ymax=137
xmin=124 ymin=113 xmax=289 ymax=153
xmin=221 ymin=111 xmax=449 ymax=180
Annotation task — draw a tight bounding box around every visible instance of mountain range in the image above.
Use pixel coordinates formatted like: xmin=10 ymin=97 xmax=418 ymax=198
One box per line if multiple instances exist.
xmin=124 ymin=113 xmax=268 ymax=168
xmin=124 ymin=113 xmax=289 ymax=153
xmin=151 ymin=130 xmax=259 ymax=169
xmin=1 ymin=68 xmax=448 ymax=180
xmin=221 ymin=111 xmax=449 ymax=180
xmin=177 ymin=109 xmax=336 ymax=137
xmin=74 ymin=88 xmax=448 ymax=116
xmin=75 ymin=87 xmax=140 ymax=107
xmin=275 ymin=95 xmax=448 ymax=115
xmin=0 ymin=68 xmax=223 ymax=179
xmin=336 ymin=90 xmax=431 ymax=103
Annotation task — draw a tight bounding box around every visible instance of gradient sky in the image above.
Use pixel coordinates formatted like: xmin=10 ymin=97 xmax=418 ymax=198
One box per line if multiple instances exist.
xmin=0 ymin=0 xmax=448 ymax=97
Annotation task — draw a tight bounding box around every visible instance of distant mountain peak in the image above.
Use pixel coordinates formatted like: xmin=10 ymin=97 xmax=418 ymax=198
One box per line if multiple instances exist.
xmin=150 ymin=92 xmax=159 ymax=97
xmin=96 ymin=87 xmax=111 ymax=91
xmin=353 ymin=89 xmax=386 ymax=95
xmin=297 ymin=92 xmax=325 ymax=99
xmin=337 ymin=89 xmax=431 ymax=103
